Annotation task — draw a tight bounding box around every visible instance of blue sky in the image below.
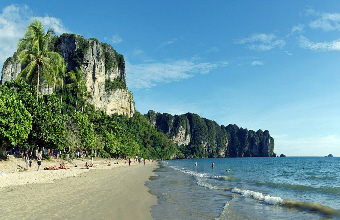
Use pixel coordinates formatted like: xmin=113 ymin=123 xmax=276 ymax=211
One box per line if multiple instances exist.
xmin=1 ymin=1 xmax=340 ymax=156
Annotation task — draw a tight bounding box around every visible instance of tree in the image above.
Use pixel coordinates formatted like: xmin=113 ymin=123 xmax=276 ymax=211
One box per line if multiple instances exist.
xmin=59 ymin=60 xmax=68 ymax=105
xmin=17 ymin=19 xmax=64 ymax=101
xmin=49 ymin=55 xmax=67 ymax=91
xmin=73 ymin=112 xmax=96 ymax=156
xmin=0 ymin=85 xmax=32 ymax=148
xmin=67 ymin=67 xmax=88 ymax=111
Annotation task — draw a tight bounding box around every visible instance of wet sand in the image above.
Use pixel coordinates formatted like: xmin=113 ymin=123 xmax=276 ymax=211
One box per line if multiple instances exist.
xmin=0 ymin=159 xmax=158 ymax=219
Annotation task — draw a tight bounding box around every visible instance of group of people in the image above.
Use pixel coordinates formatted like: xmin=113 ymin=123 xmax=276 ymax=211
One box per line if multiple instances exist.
xmin=128 ymin=157 xmax=148 ymax=166
xmin=194 ymin=161 xmax=231 ymax=172
xmin=24 ymin=152 xmax=42 ymax=171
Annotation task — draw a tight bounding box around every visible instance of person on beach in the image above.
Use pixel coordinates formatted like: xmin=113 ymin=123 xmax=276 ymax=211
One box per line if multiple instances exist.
xmin=37 ymin=153 xmax=42 ymax=171
xmin=25 ymin=154 xmax=29 ymax=169
xmin=129 ymin=158 xmax=131 ymax=166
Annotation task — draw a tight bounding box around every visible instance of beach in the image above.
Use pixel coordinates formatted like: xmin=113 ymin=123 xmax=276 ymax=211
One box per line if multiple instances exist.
xmin=0 ymin=156 xmax=157 ymax=219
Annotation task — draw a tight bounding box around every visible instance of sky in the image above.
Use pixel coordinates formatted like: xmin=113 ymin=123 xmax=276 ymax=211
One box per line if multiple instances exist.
xmin=0 ymin=1 xmax=340 ymax=156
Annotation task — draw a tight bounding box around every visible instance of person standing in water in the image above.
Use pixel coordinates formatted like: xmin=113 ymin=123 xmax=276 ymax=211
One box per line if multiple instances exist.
xmin=212 ymin=162 xmax=214 ymax=169
xmin=195 ymin=162 xmax=197 ymax=166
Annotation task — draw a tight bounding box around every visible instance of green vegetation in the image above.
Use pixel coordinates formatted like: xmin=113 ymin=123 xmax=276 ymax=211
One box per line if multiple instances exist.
xmin=145 ymin=111 xmax=276 ymax=158
xmin=105 ymin=78 xmax=127 ymax=91
xmin=0 ymin=20 xmax=275 ymax=160
xmin=101 ymin=43 xmax=125 ymax=75
xmin=0 ymin=79 xmax=177 ymax=159
xmin=17 ymin=19 xmax=65 ymax=101
xmin=0 ymin=21 xmax=177 ymax=159
xmin=0 ymin=83 xmax=32 ymax=146
xmin=67 ymin=68 xmax=88 ymax=110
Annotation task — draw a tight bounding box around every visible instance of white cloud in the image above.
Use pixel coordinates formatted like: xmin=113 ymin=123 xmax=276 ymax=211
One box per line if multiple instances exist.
xmin=132 ymin=49 xmax=143 ymax=56
xmin=309 ymin=12 xmax=340 ymax=31
xmin=251 ymin=61 xmax=264 ymax=66
xmin=287 ymin=24 xmax=304 ymax=37
xmin=206 ymin=46 xmax=219 ymax=53
xmin=0 ymin=5 xmax=30 ymax=72
xmin=0 ymin=4 xmax=68 ymax=72
xmin=158 ymin=38 xmax=177 ymax=49
xmin=126 ymin=59 xmax=227 ymax=89
xmin=111 ymin=34 xmax=122 ymax=44
xmin=235 ymin=33 xmax=285 ymax=51
xmin=305 ymin=7 xmax=340 ymax=31
xmin=33 ymin=16 xmax=68 ymax=35
xmin=299 ymin=35 xmax=340 ymax=51
xmin=284 ymin=51 xmax=293 ymax=56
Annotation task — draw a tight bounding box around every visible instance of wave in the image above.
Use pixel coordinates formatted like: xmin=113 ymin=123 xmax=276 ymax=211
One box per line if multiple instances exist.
xmin=231 ymin=187 xmax=283 ymax=205
xmin=283 ymin=200 xmax=340 ymax=217
xmin=168 ymin=165 xmax=240 ymax=182
xmin=231 ymin=187 xmax=340 ymax=218
xmin=212 ymin=175 xmax=241 ymax=182
xmin=168 ymin=165 xmax=210 ymax=178
xmin=168 ymin=165 xmax=241 ymax=192
xmin=264 ymin=182 xmax=340 ymax=196
xmin=308 ymin=175 xmax=337 ymax=181
xmin=196 ymin=177 xmax=224 ymax=190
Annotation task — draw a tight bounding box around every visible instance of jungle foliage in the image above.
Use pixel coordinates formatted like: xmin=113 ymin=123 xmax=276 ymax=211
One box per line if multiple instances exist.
xmin=145 ymin=110 xmax=276 ymax=159
xmin=0 ymin=20 xmax=177 ymax=159
xmin=0 ymin=80 xmax=177 ymax=159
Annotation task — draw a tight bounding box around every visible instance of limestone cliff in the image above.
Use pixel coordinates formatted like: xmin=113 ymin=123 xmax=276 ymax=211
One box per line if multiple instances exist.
xmin=145 ymin=110 xmax=275 ymax=158
xmin=1 ymin=55 xmax=21 ymax=83
xmin=1 ymin=34 xmax=135 ymax=117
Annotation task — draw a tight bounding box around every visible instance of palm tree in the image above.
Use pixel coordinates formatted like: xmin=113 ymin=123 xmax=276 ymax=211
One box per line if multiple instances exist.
xmin=58 ymin=60 xmax=68 ymax=105
xmin=17 ymin=19 xmax=64 ymax=101
xmin=67 ymin=67 xmax=88 ymax=111
xmin=49 ymin=55 xmax=67 ymax=91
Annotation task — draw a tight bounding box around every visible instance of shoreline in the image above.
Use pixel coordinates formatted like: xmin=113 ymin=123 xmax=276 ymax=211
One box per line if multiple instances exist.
xmin=0 ymin=157 xmax=158 ymax=219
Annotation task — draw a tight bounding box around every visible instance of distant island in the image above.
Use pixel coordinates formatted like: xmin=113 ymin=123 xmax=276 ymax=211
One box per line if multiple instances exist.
xmin=325 ymin=154 xmax=333 ymax=157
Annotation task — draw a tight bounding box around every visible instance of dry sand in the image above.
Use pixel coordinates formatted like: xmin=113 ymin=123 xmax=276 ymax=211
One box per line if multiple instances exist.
xmin=0 ymin=156 xmax=158 ymax=219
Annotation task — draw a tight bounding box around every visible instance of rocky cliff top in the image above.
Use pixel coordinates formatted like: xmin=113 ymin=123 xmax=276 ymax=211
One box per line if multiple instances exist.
xmin=1 ymin=34 xmax=135 ymax=117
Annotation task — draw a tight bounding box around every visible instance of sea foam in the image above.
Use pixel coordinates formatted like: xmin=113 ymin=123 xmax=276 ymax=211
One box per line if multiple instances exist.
xmin=232 ymin=187 xmax=283 ymax=205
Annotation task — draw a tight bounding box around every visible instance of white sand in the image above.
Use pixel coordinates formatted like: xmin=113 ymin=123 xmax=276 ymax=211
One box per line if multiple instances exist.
xmin=0 ymin=156 xmax=127 ymax=189
xmin=0 ymin=157 xmax=158 ymax=219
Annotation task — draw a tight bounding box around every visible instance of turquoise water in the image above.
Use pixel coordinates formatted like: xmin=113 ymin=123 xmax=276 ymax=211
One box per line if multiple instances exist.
xmin=146 ymin=157 xmax=340 ymax=220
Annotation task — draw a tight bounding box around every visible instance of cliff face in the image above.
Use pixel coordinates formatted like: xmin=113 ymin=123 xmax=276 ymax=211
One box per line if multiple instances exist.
xmin=1 ymin=55 xmax=21 ymax=83
xmin=145 ymin=110 xmax=275 ymax=158
xmin=1 ymin=34 xmax=135 ymax=117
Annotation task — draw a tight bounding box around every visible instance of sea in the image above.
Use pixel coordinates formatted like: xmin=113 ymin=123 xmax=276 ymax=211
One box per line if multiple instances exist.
xmin=146 ymin=157 xmax=340 ymax=220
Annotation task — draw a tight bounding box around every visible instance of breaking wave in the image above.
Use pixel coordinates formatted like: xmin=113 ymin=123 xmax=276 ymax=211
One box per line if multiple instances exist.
xmin=231 ymin=187 xmax=283 ymax=205
xmin=231 ymin=187 xmax=340 ymax=217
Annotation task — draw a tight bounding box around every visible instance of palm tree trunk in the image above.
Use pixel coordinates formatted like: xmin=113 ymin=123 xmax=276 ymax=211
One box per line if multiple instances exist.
xmin=61 ymin=80 xmax=63 ymax=104
xmin=37 ymin=65 xmax=40 ymax=102
xmin=60 ymin=80 xmax=63 ymax=114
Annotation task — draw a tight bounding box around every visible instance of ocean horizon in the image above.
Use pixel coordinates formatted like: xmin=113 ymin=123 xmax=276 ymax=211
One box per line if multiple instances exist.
xmin=147 ymin=157 xmax=340 ymax=220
